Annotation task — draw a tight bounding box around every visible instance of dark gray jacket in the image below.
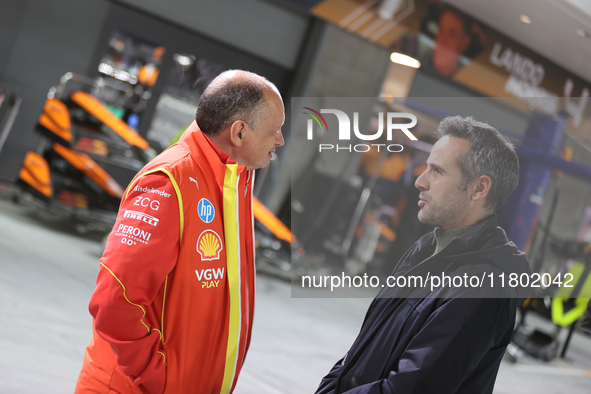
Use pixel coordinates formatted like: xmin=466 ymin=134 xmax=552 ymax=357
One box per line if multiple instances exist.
xmin=317 ymin=215 xmax=531 ymax=394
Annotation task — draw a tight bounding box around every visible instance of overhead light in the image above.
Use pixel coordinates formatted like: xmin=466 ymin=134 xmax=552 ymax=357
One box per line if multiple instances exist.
xmin=576 ymin=28 xmax=590 ymax=38
xmin=173 ymin=53 xmax=195 ymax=66
xmin=520 ymin=15 xmax=532 ymax=24
xmin=390 ymin=52 xmax=420 ymax=68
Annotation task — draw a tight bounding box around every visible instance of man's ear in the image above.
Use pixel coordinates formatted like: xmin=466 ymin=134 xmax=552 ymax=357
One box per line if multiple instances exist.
xmin=229 ymin=120 xmax=247 ymax=147
xmin=472 ymin=175 xmax=492 ymax=202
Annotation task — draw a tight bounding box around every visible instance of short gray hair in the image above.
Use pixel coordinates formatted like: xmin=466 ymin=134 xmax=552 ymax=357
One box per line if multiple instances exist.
xmin=435 ymin=116 xmax=519 ymax=212
xmin=196 ymin=70 xmax=274 ymax=137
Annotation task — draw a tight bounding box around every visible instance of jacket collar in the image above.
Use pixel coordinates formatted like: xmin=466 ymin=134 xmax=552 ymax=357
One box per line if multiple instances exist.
xmin=447 ymin=214 xmax=502 ymax=251
xmin=397 ymin=214 xmax=502 ymax=276
xmin=179 ymin=121 xmax=248 ymax=185
xmin=418 ymin=214 xmax=499 ymax=253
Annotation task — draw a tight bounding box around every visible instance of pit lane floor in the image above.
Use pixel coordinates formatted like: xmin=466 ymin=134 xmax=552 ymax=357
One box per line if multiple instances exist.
xmin=0 ymin=195 xmax=590 ymax=394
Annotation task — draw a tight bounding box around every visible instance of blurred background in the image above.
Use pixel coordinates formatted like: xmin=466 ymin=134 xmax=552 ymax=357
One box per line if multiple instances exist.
xmin=2 ymin=0 xmax=591 ymax=393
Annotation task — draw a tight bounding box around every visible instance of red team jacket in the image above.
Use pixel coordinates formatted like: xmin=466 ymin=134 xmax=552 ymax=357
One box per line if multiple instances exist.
xmin=75 ymin=122 xmax=256 ymax=393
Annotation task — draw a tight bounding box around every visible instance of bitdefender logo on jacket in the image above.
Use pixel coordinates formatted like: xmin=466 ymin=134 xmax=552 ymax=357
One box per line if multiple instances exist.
xmin=302 ymin=107 xmax=417 ymax=152
xmin=133 ymin=185 xmax=171 ymax=198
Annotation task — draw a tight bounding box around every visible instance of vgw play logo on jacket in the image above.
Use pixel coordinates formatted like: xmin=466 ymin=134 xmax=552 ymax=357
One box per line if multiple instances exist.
xmin=302 ymin=107 xmax=418 ymax=153
xmin=195 ymin=267 xmax=225 ymax=289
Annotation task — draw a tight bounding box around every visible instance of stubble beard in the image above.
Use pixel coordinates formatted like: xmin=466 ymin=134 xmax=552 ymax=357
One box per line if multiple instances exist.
xmin=417 ymin=189 xmax=470 ymax=228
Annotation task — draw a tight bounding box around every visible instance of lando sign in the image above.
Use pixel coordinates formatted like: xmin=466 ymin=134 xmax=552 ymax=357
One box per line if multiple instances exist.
xmin=302 ymin=107 xmax=417 ymax=152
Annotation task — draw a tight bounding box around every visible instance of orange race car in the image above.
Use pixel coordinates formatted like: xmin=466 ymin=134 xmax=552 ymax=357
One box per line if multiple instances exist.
xmin=17 ymin=73 xmax=155 ymax=233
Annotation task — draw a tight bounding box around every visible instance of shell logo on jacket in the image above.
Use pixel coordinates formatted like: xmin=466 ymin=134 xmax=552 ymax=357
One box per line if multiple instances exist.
xmin=198 ymin=230 xmax=224 ymax=261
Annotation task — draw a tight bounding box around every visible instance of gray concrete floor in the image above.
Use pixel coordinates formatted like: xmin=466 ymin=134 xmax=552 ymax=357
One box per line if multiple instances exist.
xmin=1 ymin=195 xmax=590 ymax=393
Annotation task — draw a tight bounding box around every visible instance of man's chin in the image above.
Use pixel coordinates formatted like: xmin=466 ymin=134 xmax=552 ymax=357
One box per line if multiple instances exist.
xmin=417 ymin=210 xmax=433 ymax=226
xmin=417 ymin=210 xmax=425 ymax=223
xmin=247 ymin=160 xmax=270 ymax=171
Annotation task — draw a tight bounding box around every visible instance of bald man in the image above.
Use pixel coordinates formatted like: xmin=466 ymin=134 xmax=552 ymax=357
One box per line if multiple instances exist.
xmin=75 ymin=70 xmax=285 ymax=394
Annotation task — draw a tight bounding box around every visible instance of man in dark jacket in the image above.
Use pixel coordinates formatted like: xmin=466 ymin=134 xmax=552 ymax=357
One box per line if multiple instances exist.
xmin=317 ymin=116 xmax=531 ymax=394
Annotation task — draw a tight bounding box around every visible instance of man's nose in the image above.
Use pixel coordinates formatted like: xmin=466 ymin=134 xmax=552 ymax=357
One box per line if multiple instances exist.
xmin=415 ymin=170 xmax=427 ymax=190
xmin=276 ymin=131 xmax=285 ymax=147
